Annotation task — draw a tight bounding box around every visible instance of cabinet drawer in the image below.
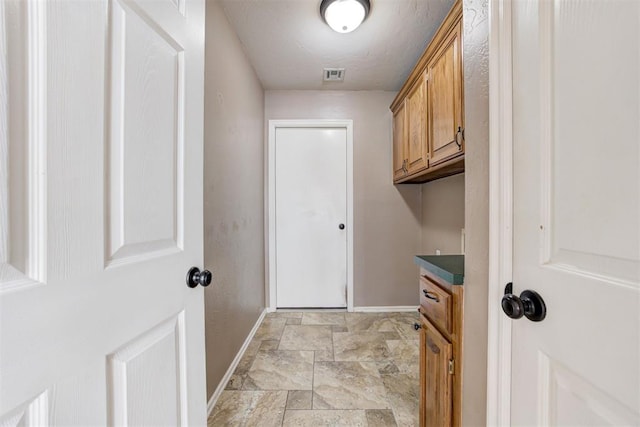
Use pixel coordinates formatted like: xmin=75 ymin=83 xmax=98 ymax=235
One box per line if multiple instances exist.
xmin=420 ymin=276 xmax=452 ymax=335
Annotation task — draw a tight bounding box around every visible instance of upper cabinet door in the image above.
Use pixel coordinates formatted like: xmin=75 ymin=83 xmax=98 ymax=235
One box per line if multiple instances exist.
xmin=392 ymin=102 xmax=408 ymax=181
xmin=406 ymin=74 xmax=429 ymax=175
xmin=428 ymin=22 xmax=463 ymax=166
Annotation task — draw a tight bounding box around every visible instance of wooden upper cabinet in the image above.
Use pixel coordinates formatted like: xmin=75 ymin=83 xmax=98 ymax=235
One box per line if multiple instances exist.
xmin=406 ymin=74 xmax=429 ymax=175
xmin=390 ymin=0 xmax=463 ymax=184
xmin=421 ymin=315 xmax=453 ymax=427
xmin=392 ymin=102 xmax=408 ymax=181
xmin=428 ymin=21 xmax=463 ymax=166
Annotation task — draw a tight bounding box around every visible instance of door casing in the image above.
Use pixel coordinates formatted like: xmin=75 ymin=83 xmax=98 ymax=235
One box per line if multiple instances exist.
xmin=486 ymin=0 xmax=514 ymax=424
xmin=266 ymin=120 xmax=354 ymax=312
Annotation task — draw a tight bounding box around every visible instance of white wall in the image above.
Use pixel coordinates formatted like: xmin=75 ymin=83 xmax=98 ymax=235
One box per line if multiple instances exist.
xmin=265 ymin=90 xmax=423 ymax=307
xmin=203 ymin=0 xmax=265 ymax=399
xmin=462 ymin=0 xmax=490 ymax=423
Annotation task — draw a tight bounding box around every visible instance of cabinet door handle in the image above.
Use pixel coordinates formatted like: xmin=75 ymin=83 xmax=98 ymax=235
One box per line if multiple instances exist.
xmin=455 ymin=126 xmax=464 ymax=149
xmin=423 ymin=289 xmax=440 ymax=302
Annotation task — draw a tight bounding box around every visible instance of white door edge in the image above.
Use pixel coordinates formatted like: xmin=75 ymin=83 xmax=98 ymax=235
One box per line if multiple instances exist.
xmin=266 ymin=119 xmax=354 ymax=312
xmin=486 ymin=0 xmax=513 ymax=425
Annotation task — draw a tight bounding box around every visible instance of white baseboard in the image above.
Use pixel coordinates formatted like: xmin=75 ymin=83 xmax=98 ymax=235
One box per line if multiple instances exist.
xmin=352 ymin=306 xmax=419 ymax=313
xmin=206 ymin=308 xmax=268 ymax=416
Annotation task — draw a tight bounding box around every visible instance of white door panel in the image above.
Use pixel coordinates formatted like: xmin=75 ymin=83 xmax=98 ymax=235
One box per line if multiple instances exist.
xmin=108 ymin=0 xmax=186 ymax=265
xmin=1 ymin=0 xmax=206 ymax=424
xmin=511 ymin=0 xmax=640 ymax=425
xmin=275 ymin=127 xmax=348 ymax=308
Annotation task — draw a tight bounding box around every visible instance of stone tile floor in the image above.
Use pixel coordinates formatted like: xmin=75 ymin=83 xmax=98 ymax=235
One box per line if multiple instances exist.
xmin=208 ymin=311 xmax=420 ymax=426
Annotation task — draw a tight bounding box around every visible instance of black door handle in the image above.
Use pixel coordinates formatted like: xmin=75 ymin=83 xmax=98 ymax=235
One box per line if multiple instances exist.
xmin=422 ymin=289 xmax=440 ymax=302
xmin=501 ymin=282 xmax=546 ymax=322
xmin=339 ymin=223 xmax=345 ymax=230
xmin=186 ymin=267 xmax=212 ymax=288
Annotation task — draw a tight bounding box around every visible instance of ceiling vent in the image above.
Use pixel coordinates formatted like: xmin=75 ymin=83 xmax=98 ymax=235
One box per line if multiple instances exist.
xmin=323 ymin=68 xmax=345 ymax=82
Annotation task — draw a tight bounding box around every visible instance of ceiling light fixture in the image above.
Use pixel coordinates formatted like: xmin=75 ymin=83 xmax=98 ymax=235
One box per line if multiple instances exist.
xmin=320 ymin=0 xmax=370 ymax=34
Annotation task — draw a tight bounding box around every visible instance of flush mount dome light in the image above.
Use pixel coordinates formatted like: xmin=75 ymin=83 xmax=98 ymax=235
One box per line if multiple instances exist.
xmin=320 ymin=0 xmax=370 ymax=34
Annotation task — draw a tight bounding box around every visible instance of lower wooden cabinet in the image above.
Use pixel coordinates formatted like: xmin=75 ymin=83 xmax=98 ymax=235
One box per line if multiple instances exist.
xmin=418 ymin=271 xmax=463 ymax=427
xmin=420 ymin=315 xmax=453 ymax=427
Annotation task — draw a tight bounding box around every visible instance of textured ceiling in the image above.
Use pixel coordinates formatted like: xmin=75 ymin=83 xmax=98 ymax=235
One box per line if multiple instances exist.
xmin=219 ymin=0 xmax=456 ymax=90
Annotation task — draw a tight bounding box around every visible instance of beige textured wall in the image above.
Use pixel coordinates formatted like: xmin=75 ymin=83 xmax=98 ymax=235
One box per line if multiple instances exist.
xmin=420 ymin=174 xmax=465 ymax=255
xmin=203 ymin=0 xmax=265 ymax=399
xmin=461 ymin=0 xmax=490 ymax=424
xmin=265 ymin=91 xmax=422 ymax=307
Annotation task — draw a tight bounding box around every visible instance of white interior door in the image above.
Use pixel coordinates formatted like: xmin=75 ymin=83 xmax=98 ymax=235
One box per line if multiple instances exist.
xmin=0 ymin=0 xmax=206 ymax=424
xmin=510 ymin=1 xmax=640 ymax=424
xmin=273 ymin=126 xmax=348 ymax=308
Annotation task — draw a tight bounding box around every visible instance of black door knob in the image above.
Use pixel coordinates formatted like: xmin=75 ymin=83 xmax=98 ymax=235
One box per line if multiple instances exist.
xmin=501 ymin=282 xmax=546 ymax=322
xmin=186 ymin=267 xmax=212 ymax=288
xmin=339 ymin=223 xmax=345 ymax=230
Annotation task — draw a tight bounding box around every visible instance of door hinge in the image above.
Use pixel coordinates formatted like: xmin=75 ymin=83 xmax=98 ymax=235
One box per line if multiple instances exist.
xmin=448 ymin=359 xmax=454 ymax=375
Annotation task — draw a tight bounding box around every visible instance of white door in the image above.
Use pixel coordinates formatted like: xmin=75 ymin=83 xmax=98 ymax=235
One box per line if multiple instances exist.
xmin=273 ymin=125 xmax=349 ymax=308
xmin=0 ymin=0 xmax=206 ymax=425
xmin=510 ymin=0 xmax=639 ymax=424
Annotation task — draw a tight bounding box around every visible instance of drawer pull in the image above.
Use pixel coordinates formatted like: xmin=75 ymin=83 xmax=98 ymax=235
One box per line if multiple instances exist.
xmin=423 ymin=289 xmax=440 ymax=302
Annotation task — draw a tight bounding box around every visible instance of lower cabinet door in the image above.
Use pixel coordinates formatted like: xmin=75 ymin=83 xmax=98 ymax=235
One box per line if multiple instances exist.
xmin=420 ymin=316 xmax=453 ymax=427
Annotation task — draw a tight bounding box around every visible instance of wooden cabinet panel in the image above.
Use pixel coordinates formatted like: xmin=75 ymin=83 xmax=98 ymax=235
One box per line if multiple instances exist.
xmin=392 ymin=102 xmax=408 ymax=180
xmin=406 ymin=75 xmax=429 ymax=175
xmin=421 ymin=316 xmax=453 ymax=427
xmin=419 ymin=317 xmax=427 ymax=425
xmin=418 ymin=266 xmax=463 ymax=427
xmin=428 ymin=22 xmax=463 ymax=166
xmin=389 ymin=0 xmax=463 ymax=184
xmin=420 ymin=276 xmax=452 ymax=336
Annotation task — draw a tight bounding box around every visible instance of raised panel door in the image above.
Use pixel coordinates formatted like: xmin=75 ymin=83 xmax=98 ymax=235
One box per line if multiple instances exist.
xmin=406 ymin=74 xmax=429 ymax=175
xmin=419 ymin=318 xmax=427 ymax=426
xmin=422 ymin=316 xmax=452 ymax=427
xmin=428 ymin=22 xmax=463 ymax=166
xmin=0 ymin=0 xmax=206 ymax=424
xmin=393 ymin=102 xmax=408 ymax=181
xmin=510 ymin=0 xmax=640 ymax=424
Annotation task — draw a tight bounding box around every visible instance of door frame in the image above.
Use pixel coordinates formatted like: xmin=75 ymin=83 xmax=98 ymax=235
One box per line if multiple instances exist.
xmin=486 ymin=0 xmax=513 ymax=425
xmin=266 ymin=120 xmax=354 ymax=312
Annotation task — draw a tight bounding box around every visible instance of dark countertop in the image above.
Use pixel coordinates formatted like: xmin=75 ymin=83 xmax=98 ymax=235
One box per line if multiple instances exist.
xmin=414 ymin=255 xmax=464 ymax=285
